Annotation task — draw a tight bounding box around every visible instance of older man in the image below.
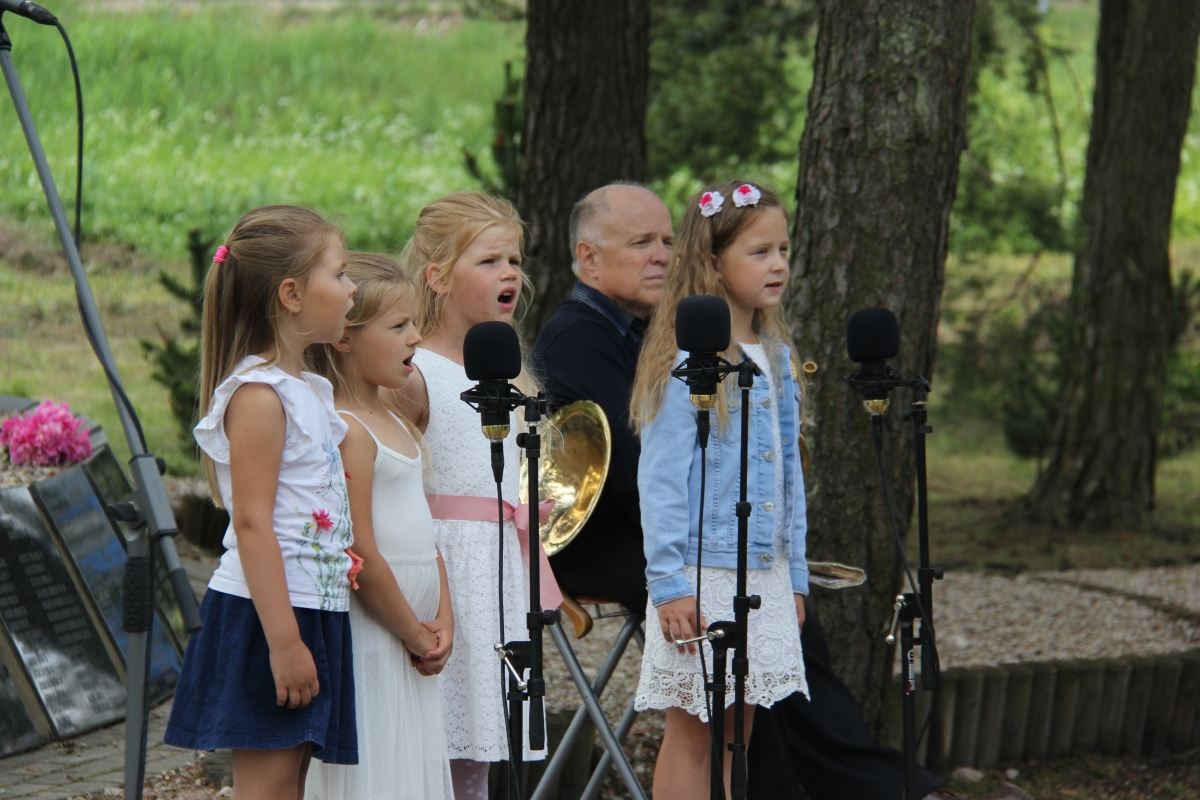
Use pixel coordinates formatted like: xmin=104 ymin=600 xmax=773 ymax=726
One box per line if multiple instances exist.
xmin=532 ymin=182 xmax=966 ymax=800
xmin=530 ymin=182 xmax=672 ymax=611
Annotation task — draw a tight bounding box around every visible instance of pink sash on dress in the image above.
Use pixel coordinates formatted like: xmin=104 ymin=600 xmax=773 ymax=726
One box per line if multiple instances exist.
xmin=425 ymin=495 xmax=563 ymax=610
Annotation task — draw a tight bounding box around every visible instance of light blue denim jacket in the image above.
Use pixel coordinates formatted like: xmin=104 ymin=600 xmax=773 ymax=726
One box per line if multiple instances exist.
xmin=639 ymin=340 xmax=809 ymax=607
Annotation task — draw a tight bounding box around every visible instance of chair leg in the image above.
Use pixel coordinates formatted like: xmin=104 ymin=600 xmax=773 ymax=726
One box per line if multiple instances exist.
xmin=530 ymin=620 xmax=647 ymax=800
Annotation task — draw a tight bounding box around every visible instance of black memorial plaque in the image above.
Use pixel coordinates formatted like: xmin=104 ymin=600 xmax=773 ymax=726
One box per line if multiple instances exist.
xmin=0 ymin=485 xmax=125 ymax=738
xmin=31 ymin=467 xmax=181 ymax=705
xmin=0 ymin=659 xmax=44 ymax=758
xmin=82 ymin=447 xmax=189 ymax=654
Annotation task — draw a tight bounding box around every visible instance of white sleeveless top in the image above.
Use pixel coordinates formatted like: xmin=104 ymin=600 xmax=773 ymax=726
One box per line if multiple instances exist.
xmin=195 ymin=356 xmax=354 ymax=611
xmin=337 ymin=410 xmax=436 ymax=563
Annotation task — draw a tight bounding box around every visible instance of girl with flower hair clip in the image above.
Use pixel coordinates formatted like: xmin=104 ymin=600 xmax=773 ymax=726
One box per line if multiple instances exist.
xmin=630 ymin=180 xmax=810 ymax=799
xmin=164 ymin=205 xmax=361 ymax=799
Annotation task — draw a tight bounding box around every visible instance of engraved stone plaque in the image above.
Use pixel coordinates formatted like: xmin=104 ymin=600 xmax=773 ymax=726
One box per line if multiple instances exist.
xmin=82 ymin=447 xmax=189 ymax=654
xmin=0 ymin=659 xmax=44 ymax=758
xmin=0 ymin=485 xmax=125 ymax=738
xmin=31 ymin=468 xmax=181 ymax=705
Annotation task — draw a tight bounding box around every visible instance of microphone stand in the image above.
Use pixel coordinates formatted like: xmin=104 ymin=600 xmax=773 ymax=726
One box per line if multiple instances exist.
xmin=704 ymin=359 xmax=761 ymax=800
xmin=507 ymin=393 xmax=555 ymax=764
xmin=460 ymin=381 xmax=550 ymax=799
xmin=853 ymin=372 xmax=942 ymax=800
xmin=1 ymin=18 xmax=202 ymax=800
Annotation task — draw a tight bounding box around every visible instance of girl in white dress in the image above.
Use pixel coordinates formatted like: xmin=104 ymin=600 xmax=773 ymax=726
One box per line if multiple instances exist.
xmin=630 ymin=181 xmax=810 ymax=800
xmin=394 ymin=192 xmax=558 ymax=800
xmin=306 ymin=252 xmax=454 ymax=800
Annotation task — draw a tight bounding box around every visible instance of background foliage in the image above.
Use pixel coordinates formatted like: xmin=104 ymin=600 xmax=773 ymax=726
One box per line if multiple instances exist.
xmin=0 ymin=0 xmax=1197 ymax=514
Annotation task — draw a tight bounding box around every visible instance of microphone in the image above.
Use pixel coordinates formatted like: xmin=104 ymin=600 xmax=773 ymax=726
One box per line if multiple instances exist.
xmin=846 ymin=307 xmax=903 ymax=413
xmin=674 ymin=295 xmax=731 ymax=410
xmin=461 ymin=321 xmax=524 ymax=482
xmin=0 ymin=0 xmax=57 ymax=25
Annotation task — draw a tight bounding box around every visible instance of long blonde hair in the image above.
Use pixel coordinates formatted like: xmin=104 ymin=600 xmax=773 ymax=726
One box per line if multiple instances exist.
xmin=198 ymin=204 xmax=342 ymax=500
xmin=400 ymin=191 xmax=531 ymax=336
xmin=630 ymin=181 xmax=796 ymax=432
xmin=308 ymin=251 xmax=429 ymax=464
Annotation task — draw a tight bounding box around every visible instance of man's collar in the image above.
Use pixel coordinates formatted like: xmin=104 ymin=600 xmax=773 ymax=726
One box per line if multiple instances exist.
xmin=569 ymin=282 xmax=648 ymax=339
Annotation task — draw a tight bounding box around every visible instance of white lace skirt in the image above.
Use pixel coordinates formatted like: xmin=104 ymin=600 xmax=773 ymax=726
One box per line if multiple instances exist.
xmin=635 ymin=556 xmax=808 ymax=722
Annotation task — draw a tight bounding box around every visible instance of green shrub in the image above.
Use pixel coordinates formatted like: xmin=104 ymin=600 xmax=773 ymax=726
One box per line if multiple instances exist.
xmin=139 ymin=230 xmax=208 ymax=453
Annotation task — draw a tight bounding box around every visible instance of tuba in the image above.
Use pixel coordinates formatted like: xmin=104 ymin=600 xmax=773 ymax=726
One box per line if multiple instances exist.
xmin=519 ymin=400 xmax=611 ymax=556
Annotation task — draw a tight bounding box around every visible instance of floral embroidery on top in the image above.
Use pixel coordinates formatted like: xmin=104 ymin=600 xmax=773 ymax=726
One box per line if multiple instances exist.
xmin=296 ymin=437 xmax=354 ymax=609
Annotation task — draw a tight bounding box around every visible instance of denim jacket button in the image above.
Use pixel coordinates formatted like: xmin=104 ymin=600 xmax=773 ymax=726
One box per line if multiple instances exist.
xmin=761 ymin=397 xmax=771 ymax=409
xmin=759 ymin=553 xmax=772 ymax=564
xmin=761 ymin=501 xmax=774 ymax=512
xmin=763 ymin=450 xmax=774 ymax=462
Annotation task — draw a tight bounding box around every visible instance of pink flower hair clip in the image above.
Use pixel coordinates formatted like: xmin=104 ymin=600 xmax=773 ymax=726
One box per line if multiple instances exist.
xmin=699 ymin=190 xmax=725 ymax=218
xmin=732 ymin=184 xmax=762 ymax=208
xmin=212 ymin=245 xmax=230 ymax=264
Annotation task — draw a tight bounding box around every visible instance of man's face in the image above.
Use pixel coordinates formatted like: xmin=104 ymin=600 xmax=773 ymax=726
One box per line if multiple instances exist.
xmin=579 ymin=187 xmax=673 ymax=318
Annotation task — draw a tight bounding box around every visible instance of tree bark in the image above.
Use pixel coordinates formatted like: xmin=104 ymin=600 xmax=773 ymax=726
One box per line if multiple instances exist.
xmin=788 ymin=0 xmax=975 ymax=731
xmin=519 ymin=0 xmax=649 ymax=333
xmin=1027 ymin=1 xmax=1200 ymax=531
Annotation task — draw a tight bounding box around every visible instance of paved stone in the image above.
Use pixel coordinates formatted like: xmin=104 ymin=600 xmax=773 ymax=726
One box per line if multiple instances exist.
xmin=0 ymin=699 xmax=198 ymax=799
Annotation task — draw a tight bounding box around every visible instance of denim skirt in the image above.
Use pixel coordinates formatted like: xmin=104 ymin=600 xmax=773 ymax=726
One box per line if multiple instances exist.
xmin=163 ymin=589 xmax=357 ymax=764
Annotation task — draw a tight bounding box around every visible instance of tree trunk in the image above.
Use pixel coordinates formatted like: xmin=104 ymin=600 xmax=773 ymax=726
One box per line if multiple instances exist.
xmin=788 ymin=0 xmax=975 ymax=732
xmin=519 ymin=0 xmax=649 ymax=332
xmin=1027 ymin=1 xmax=1200 ymax=531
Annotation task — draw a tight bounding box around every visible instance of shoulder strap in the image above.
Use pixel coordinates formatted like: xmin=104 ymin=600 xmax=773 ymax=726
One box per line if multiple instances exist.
xmin=337 ymin=409 xmax=384 ymax=450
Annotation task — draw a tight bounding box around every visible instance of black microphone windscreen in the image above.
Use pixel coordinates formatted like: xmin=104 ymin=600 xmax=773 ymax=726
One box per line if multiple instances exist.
xmin=676 ymin=295 xmax=731 ymax=354
xmin=463 ymin=321 xmax=522 ymax=381
xmin=847 ymin=307 xmax=899 ymax=363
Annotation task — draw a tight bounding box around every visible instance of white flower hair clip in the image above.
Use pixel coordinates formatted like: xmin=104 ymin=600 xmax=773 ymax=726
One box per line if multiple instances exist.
xmin=699 ymin=190 xmax=725 ymax=218
xmin=732 ymin=183 xmax=762 ymax=208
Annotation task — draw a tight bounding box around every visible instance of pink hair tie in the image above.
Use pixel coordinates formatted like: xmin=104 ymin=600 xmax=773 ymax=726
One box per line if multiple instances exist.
xmin=212 ymin=245 xmax=229 ymax=264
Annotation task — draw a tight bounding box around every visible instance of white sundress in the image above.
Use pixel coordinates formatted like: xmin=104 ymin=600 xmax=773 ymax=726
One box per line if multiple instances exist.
xmin=416 ymin=348 xmax=545 ymax=762
xmin=306 ymin=411 xmax=452 ymax=799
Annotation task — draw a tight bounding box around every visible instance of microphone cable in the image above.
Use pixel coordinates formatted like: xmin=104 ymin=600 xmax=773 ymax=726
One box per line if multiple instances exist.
xmin=868 ymin=416 xmax=941 ymax=760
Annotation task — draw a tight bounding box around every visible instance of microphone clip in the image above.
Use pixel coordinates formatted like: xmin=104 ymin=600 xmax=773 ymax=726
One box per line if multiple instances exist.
xmin=845 ymin=364 xmax=908 ymax=415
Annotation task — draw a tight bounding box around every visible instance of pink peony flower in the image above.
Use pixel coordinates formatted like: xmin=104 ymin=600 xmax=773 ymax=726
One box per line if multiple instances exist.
xmin=312 ymin=508 xmax=334 ymax=531
xmin=0 ymin=401 xmax=92 ymax=467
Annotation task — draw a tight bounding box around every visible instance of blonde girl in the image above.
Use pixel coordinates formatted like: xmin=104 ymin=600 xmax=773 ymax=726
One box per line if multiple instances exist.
xmin=164 ymin=205 xmax=360 ymax=800
xmin=305 ymin=252 xmax=454 ymax=799
xmin=630 ymin=181 xmax=810 ymax=800
xmin=393 ymin=192 xmax=553 ymax=800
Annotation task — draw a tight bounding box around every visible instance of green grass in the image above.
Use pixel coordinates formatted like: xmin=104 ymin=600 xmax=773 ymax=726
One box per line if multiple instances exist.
xmin=0 ymin=1 xmax=522 ymax=258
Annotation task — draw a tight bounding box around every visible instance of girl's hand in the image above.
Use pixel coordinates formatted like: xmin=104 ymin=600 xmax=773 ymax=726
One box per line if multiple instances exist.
xmin=270 ymin=638 xmax=320 ymax=709
xmin=415 ymin=619 xmax=453 ymax=675
xmin=794 ymin=593 xmax=806 ymax=630
xmin=404 ymin=625 xmax=439 ymax=661
xmin=657 ymin=596 xmax=706 ymax=655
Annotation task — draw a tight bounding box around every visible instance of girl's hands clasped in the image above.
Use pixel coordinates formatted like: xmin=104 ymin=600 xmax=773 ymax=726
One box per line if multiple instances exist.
xmin=657 ymin=596 xmax=708 ymax=655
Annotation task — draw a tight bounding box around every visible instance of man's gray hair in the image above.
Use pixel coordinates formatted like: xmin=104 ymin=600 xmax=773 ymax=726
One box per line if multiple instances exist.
xmin=568 ymin=180 xmax=649 ymax=276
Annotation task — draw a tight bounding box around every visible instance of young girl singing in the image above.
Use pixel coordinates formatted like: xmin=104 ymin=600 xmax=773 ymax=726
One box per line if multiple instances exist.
xmin=393 ymin=192 xmax=556 ymax=799
xmin=305 ymin=252 xmax=454 ymax=799
xmin=164 ymin=205 xmax=360 ymax=799
xmin=630 ymin=181 xmax=810 ymax=800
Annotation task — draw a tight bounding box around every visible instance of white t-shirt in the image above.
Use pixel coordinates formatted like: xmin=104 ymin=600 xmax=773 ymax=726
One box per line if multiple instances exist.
xmin=194 ymin=356 xmax=353 ymax=611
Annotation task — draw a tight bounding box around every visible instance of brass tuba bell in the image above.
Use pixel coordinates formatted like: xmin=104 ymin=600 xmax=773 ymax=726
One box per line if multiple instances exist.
xmin=519 ymin=400 xmax=611 ymax=556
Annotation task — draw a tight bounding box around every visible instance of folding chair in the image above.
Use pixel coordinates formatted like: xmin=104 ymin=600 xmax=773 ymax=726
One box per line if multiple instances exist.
xmin=532 ymin=593 xmax=648 ymax=800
